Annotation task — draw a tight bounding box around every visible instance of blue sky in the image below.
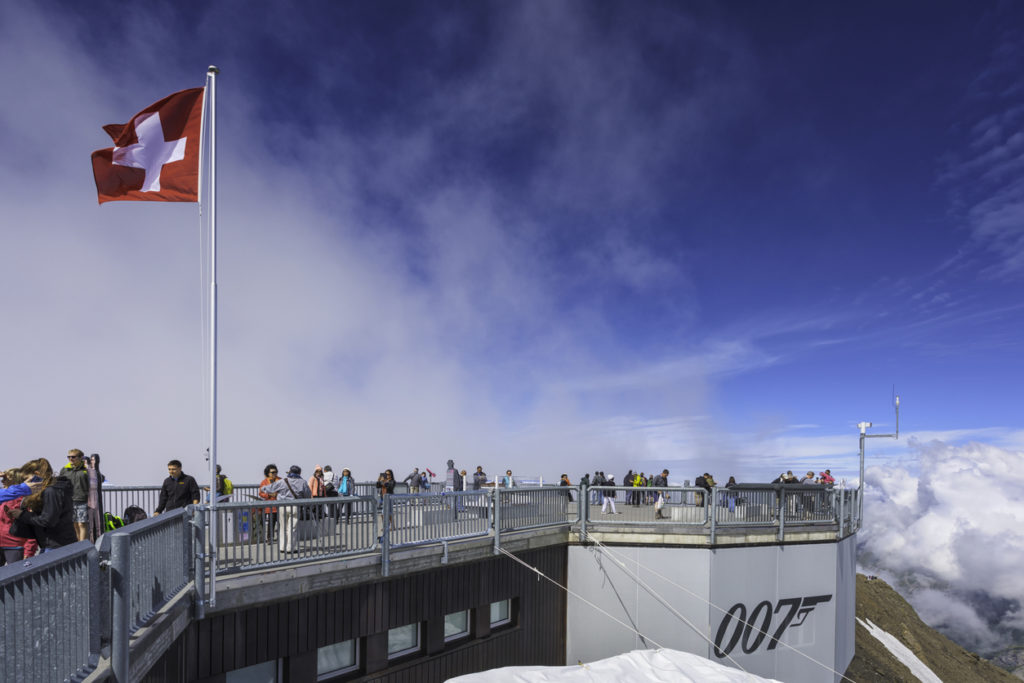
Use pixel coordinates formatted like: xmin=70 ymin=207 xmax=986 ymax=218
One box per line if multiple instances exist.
xmin=1 ymin=1 xmax=1022 ymax=486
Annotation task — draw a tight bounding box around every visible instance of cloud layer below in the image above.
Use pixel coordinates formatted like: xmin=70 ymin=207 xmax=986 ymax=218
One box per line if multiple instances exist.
xmin=859 ymin=439 xmax=1024 ymax=654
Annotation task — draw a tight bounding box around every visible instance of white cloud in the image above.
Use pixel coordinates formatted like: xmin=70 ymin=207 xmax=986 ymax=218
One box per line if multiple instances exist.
xmin=859 ymin=440 xmax=1024 ymax=654
xmin=0 ymin=3 xmax=749 ymax=486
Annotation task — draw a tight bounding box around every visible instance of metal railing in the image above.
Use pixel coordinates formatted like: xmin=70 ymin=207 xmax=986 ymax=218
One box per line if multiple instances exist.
xmin=202 ymin=497 xmax=380 ymax=573
xmin=497 ymin=487 xmax=578 ymax=531
xmin=0 ymin=540 xmax=101 ymax=683
xmin=101 ymin=481 xmax=413 ymax=519
xmin=584 ymin=486 xmax=709 ymax=525
xmin=582 ymin=484 xmax=860 ymax=541
xmin=107 ymin=508 xmax=192 ymax=633
xmin=103 ymin=485 xmax=164 ymax=518
xmin=103 ymin=508 xmax=193 ymax=681
xmin=387 ymin=491 xmax=492 ymax=548
xmin=714 ymin=486 xmax=779 ymax=526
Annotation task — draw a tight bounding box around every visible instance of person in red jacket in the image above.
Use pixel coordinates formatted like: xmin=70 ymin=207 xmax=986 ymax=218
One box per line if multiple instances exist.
xmin=0 ymin=468 xmax=39 ymax=564
xmin=7 ymin=458 xmax=76 ymax=552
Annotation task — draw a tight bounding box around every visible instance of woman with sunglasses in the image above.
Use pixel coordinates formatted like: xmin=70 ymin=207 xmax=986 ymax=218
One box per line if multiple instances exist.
xmin=258 ymin=464 xmax=280 ymax=543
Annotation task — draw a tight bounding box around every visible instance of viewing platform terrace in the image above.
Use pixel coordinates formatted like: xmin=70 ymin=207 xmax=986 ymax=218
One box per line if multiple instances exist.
xmin=1 ymin=483 xmax=860 ymax=682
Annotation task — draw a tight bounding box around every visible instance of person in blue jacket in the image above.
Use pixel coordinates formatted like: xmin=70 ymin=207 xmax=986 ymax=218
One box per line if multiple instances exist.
xmin=0 ymin=476 xmax=42 ymax=502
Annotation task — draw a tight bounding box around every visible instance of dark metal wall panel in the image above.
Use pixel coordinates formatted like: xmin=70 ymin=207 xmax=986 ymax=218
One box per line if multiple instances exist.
xmin=161 ymin=544 xmax=567 ymax=681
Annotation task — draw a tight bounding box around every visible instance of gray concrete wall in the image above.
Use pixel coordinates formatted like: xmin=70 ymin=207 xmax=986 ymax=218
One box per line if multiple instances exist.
xmin=567 ymin=539 xmax=855 ymax=683
xmin=566 ymin=545 xmax=711 ymax=665
xmin=833 ymin=535 xmax=857 ymax=681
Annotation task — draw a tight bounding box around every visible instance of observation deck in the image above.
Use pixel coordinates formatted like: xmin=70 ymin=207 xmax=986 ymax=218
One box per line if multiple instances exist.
xmin=1 ymin=483 xmax=860 ymax=682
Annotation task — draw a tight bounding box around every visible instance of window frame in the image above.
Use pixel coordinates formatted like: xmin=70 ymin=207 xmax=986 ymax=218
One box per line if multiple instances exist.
xmin=225 ymin=658 xmax=282 ymax=683
xmin=316 ymin=638 xmax=360 ymax=680
xmin=387 ymin=622 xmax=422 ymax=660
xmin=489 ymin=599 xmax=512 ymax=628
xmin=443 ymin=609 xmax=471 ymax=643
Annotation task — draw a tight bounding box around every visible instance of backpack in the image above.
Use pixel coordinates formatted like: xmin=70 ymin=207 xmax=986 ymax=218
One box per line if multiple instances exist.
xmin=104 ymin=512 xmax=125 ymax=531
xmin=123 ymin=505 xmax=147 ymax=525
xmin=221 ymin=476 xmax=233 ymax=495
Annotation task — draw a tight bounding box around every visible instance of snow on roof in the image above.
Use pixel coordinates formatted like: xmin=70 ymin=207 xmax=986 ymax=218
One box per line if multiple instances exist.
xmin=446 ymin=648 xmax=781 ymax=682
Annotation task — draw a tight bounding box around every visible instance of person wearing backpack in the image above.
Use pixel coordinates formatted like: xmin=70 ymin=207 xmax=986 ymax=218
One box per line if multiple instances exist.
xmin=260 ymin=465 xmax=310 ymax=553
xmin=215 ymin=465 xmax=233 ymax=502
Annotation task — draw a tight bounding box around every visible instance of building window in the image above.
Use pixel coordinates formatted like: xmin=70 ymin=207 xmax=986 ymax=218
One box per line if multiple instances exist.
xmin=317 ymin=639 xmax=358 ymax=679
xmin=490 ymin=599 xmax=511 ymax=627
xmin=444 ymin=610 xmax=470 ymax=642
xmin=387 ymin=623 xmax=421 ymax=659
xmin=226 ymin=659 xmax=279 ymax=683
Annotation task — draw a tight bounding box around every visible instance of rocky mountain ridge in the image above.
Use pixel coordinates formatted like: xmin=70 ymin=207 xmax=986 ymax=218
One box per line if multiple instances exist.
xmin=847 ymin=574 xmax=1019 ymax=682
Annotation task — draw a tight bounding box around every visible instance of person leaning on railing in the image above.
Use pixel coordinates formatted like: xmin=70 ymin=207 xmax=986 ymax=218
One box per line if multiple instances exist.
xmin=559 ymin=474 xmax=572 ymax=501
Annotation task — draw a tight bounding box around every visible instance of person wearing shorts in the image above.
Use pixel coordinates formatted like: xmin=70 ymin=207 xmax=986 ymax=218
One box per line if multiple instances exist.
xmin=63 ymin=449 xmax=91 ymax=541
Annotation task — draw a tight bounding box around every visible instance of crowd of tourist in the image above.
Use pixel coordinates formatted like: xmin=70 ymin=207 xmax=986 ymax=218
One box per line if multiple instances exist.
xmin=0 ymin=450 xmax=101 ymax=564
xmin=0 ymin=447 xmax=842 ymax=564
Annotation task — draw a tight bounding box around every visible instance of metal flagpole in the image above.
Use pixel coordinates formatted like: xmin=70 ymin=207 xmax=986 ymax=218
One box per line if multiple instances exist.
xmin=206 ymin=65 xmax=220 ymax=608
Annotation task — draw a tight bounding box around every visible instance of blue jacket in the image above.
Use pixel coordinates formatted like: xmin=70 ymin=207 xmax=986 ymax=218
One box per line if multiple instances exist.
xmin=338 ymin=475 xmax=354 ymax=496
xmin=0 ymin=483 xmax=30 ymax=503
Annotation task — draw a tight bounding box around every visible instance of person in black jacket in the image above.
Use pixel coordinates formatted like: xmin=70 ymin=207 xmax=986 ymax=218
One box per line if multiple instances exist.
xmin=154 ymin=460 xmax=200 ymax=515
xmin=7 ymin=457 xmax=76 ymax=550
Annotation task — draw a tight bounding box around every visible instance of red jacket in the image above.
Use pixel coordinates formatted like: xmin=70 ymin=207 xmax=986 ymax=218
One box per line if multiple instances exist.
xmin=0 ymin=498 xmax=40 ymax=556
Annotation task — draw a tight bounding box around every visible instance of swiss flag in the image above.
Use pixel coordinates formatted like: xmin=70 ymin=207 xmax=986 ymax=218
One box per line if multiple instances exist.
xmin=91 ymin=88 xmax=204 ymax=204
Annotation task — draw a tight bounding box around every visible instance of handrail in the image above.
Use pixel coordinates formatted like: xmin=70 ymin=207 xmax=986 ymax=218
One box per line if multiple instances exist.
xmin=104 ymin=508 xmax=192 ymax=681
xmin=0 ymin=540 xmax=101 ymax=683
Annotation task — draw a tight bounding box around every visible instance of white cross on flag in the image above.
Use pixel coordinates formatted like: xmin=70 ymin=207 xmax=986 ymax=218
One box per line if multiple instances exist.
xmin=91 ymin=88 xmax=204 ymax=203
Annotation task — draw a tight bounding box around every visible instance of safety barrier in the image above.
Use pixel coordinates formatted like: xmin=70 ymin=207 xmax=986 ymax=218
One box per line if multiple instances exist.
xmin=387 ymin=491 xmax=492 ymax=548
xmin=714 ymin=486 xmax=778 ymax=526
xmin=585 ymin=486 xmax=709 ymax=525
xmin=203 ymin=497 xmax=380 ymax=574
xmin=496 ymin=487 xmax=577 ymax=532
xmin=0 ymin=540 xmax=101 ymax=683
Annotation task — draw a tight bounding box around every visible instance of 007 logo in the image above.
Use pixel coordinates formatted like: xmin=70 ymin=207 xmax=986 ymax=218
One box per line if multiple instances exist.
xmin=713 ymin=594 xmax=832 ymax=657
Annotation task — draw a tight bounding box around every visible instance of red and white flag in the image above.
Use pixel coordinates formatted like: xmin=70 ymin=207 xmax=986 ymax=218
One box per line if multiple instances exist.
xmin=91 ymin=88 xmax=204 ymax=204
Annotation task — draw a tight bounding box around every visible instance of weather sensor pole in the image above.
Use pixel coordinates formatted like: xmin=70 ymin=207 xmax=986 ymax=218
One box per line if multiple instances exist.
xmin=857 ymin=395 xmax=899 ymax=521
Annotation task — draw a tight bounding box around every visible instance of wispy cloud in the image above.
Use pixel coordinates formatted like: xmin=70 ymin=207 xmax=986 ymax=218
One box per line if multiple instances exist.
xmin=940 ymin=20 xmax=1024 ymax=279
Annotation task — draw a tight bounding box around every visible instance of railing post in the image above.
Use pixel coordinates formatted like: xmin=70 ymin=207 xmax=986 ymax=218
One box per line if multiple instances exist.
xmin=87 ymin=546 xmax=102 ymax=671
xmin=854 ymin=488 xmax=861 ymax=531
xmin=778 ymin=487 xmax=786 ymax=542
xmin=709 ymin=486 xmax=717 ymax=544
xmin=192 ymin=506 xmax=206 ymax=620
xmin=492 ymin=486 xmax=501 ymax=555
xmin=836 ymin=487 xmax=844 ymax=539
xmin=381 ymin=495 xmax=391 ymax=577
xmin=110 ymin=532 xmax=131 ymax=683
xmin=578 ymin=483 xmax=587 ymax=543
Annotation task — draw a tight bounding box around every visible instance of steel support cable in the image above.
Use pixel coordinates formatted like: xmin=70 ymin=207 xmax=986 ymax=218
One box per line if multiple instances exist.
xmin=584 ymin=532 xmax=857 ymax=683
xmin=495 ymin=546 xmax=664 ymax=650
xmin=581 ymin=532 xmax=747 ymax=673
